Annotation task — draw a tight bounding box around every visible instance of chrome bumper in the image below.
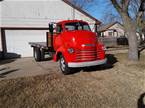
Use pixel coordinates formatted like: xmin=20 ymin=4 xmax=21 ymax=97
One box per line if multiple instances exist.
xmin=68 ymin=58 xmax=107 ymax=68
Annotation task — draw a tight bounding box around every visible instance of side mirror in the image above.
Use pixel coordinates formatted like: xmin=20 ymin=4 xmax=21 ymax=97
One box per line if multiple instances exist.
xmin=49 ymin=24 xmax=54 ymax=36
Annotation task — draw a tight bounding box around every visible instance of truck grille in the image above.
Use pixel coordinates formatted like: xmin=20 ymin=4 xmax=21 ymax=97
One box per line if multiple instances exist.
xmin=96 ymin=48 xmax=103 ymax=59
xmin=75 ymin=49 xmax=97 ymax=62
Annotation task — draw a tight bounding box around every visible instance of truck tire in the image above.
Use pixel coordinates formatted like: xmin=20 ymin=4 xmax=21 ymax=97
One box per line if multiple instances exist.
xmin=40 ymin=49 xmax=45 ymax=61
xmin=34 ymin=47 xmax=41 ymax=62
xmin=59 ymin=55 xmax=72 ymax=75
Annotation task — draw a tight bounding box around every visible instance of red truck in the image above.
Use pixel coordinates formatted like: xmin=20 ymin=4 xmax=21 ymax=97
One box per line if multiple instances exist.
xmin=29 ymin=20 xmax=107 ymax=74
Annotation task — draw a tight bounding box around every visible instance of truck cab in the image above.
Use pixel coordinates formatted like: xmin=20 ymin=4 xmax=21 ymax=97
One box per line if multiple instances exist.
xmin=53 ymin=20 xmax=107 ymax=74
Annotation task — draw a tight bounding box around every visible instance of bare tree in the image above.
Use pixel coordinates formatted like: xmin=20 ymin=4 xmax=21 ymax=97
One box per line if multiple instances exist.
xmin=109 ymin=0 xmax=145 ymax=61
xmin=102 ymin=13 xmax=122 ymax=24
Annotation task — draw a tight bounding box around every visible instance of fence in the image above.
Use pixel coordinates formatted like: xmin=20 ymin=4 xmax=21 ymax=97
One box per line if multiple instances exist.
xmin=98 ymin=37 xmax=128 ymax=47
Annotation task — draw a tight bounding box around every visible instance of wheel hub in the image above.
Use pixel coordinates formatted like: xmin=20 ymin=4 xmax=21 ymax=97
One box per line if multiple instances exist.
xmin=60 ymin=57 xmax=66 ymax=71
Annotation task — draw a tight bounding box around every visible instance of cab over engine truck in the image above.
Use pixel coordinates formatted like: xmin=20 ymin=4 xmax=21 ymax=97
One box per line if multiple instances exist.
xmin=29 ymin=20 xmax=107 ymax=74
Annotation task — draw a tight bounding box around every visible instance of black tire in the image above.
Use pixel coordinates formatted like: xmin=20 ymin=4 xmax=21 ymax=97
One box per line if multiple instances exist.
xmin=59 ymin=55 xmax=72 ymax=75
xmin=40 ymin=49 xmax=45 ymax=61
xmin=33 ymin=47 xmax=41 ymax=62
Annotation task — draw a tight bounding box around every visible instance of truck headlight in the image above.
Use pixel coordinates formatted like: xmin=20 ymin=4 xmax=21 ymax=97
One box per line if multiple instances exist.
xmin=102 ymin=46 xmax=107 ymax=51
xmin=68 ymin=48 xmax=74 ymax=54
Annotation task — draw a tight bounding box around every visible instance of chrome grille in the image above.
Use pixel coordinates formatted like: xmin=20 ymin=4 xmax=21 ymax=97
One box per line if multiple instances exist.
xmin=96 ymin=48 xmax=104 ymax=59
xmin=75 ymin=49 xmax=97 ymax=61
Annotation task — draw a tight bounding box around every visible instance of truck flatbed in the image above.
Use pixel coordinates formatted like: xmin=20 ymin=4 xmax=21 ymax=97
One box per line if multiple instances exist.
xmin=29 ymin=42 xmax=51 ymax=50
xmin=29 ymin=42 xmax=54 ymax=62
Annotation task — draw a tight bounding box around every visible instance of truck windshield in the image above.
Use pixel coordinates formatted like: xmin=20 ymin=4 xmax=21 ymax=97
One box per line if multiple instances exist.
xmin=65 ymin=22 xmax=91 ymax=31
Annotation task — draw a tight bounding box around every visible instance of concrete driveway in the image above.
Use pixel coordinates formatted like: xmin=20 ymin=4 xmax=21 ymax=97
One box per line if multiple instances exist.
xmin=0 ymin=58 xmax=60 ymax=80
xmin=0 ymin=49 xmax=142 ymax=80
xmin=0 ymin=49 xmax=130 ymax=80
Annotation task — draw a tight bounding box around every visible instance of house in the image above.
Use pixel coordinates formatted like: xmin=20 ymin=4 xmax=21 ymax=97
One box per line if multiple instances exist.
xmin=98 ymin=22 xmax=145 ymax=41
xmin=0 ymin=0 xmax=101 ymax=58
xmin=98 ymin=22 xmax=125 ymax=37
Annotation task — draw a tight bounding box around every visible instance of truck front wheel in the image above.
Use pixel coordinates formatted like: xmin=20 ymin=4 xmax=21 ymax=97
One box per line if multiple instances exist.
xmin=59 ymin=55 xmax=72 ymax=75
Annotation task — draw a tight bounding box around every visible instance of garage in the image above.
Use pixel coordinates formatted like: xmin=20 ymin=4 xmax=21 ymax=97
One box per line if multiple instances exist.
xmin=5 ymin=30 xmax=48 ymax=57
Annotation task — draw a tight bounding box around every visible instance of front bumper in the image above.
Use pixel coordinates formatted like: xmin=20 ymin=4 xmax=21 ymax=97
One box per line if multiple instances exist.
xmin=68 ymin=58 xmax=107 ymax=68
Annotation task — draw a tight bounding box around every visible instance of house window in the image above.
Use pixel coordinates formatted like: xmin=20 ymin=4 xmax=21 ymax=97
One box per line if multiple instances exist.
xmin=101 ymin=32 xmax=104 ymax=37
xmin=108 ymin=31 xmax=113 ymax=37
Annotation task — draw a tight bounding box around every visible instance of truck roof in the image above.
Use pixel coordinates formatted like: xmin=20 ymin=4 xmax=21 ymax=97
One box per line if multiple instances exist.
xmin=57 ymin=20 xmax=88 ymax=25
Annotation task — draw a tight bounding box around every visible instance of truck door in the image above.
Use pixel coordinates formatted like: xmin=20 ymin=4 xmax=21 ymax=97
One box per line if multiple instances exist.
xmin=53 ymin=24 xmax=62 ymax=50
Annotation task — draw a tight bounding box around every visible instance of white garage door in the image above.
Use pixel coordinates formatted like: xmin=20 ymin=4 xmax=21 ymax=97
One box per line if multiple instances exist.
xmin=5 ymin=30 xmax=48 ymax=57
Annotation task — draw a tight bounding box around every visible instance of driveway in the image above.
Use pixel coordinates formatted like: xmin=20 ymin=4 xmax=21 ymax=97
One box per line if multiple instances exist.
xmin=0 ymin=49 xmax=140 ymax=80
xmin=0 ymin=57 xmax=60 ymax=80
xmin=0 ymin=49 xmax=120 ymax=80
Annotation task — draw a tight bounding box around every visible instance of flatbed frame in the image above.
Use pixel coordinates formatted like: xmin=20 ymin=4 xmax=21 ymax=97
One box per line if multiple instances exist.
xmin=29 ymin=42 xmax=49 ymax=49
xmin=29 ymin=42 xmax=54 ymax=61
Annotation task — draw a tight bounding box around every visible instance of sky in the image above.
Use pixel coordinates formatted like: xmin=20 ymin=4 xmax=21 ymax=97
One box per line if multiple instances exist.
xmin=85 ymin=0 xmax=111 ymax=20
xmin=72 ymin=0 xmax=120 ymax=23
xmin=78 ymin=0 xmax=144 ymax=24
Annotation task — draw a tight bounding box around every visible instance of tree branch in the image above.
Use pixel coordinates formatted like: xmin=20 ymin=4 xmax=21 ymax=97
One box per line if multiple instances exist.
xmin=120 ymin=0 xmax=130 ymax=12
xmin=136 ymin=0 xmax=144 ymax=24
xmin=124 ymin=0 xmax=130 ymax=11
xmin=110 ymin=0 xmax=122 ymax=12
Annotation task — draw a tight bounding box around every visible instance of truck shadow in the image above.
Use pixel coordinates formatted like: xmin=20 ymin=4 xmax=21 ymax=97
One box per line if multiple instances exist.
xmin=0 ymin=69 xmax=19 ymax=78
xmin=71 ymin=54 xmax=118 ymax=74
xmin=138 ymin=92 xmax=145 ymax=108
xmin=0 ymin=59 xmax=16 ymax=65
xmin=0 ymin=52 xmax=21 ymax=65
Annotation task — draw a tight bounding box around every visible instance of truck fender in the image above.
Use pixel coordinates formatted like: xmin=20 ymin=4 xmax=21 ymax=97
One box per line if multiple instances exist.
xmin=53 ymin=47 xmax=65 ymax=62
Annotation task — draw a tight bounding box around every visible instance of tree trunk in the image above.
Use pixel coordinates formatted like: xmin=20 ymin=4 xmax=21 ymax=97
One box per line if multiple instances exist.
xmin=122 ymin=13 xmax=139 ymax=61
xmin=127 ymin=28 xmax=138 ymax=61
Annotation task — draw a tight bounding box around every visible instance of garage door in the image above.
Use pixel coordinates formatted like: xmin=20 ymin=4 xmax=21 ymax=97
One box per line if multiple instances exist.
xmin=5 ymin=30 xmax=48 ymax=57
